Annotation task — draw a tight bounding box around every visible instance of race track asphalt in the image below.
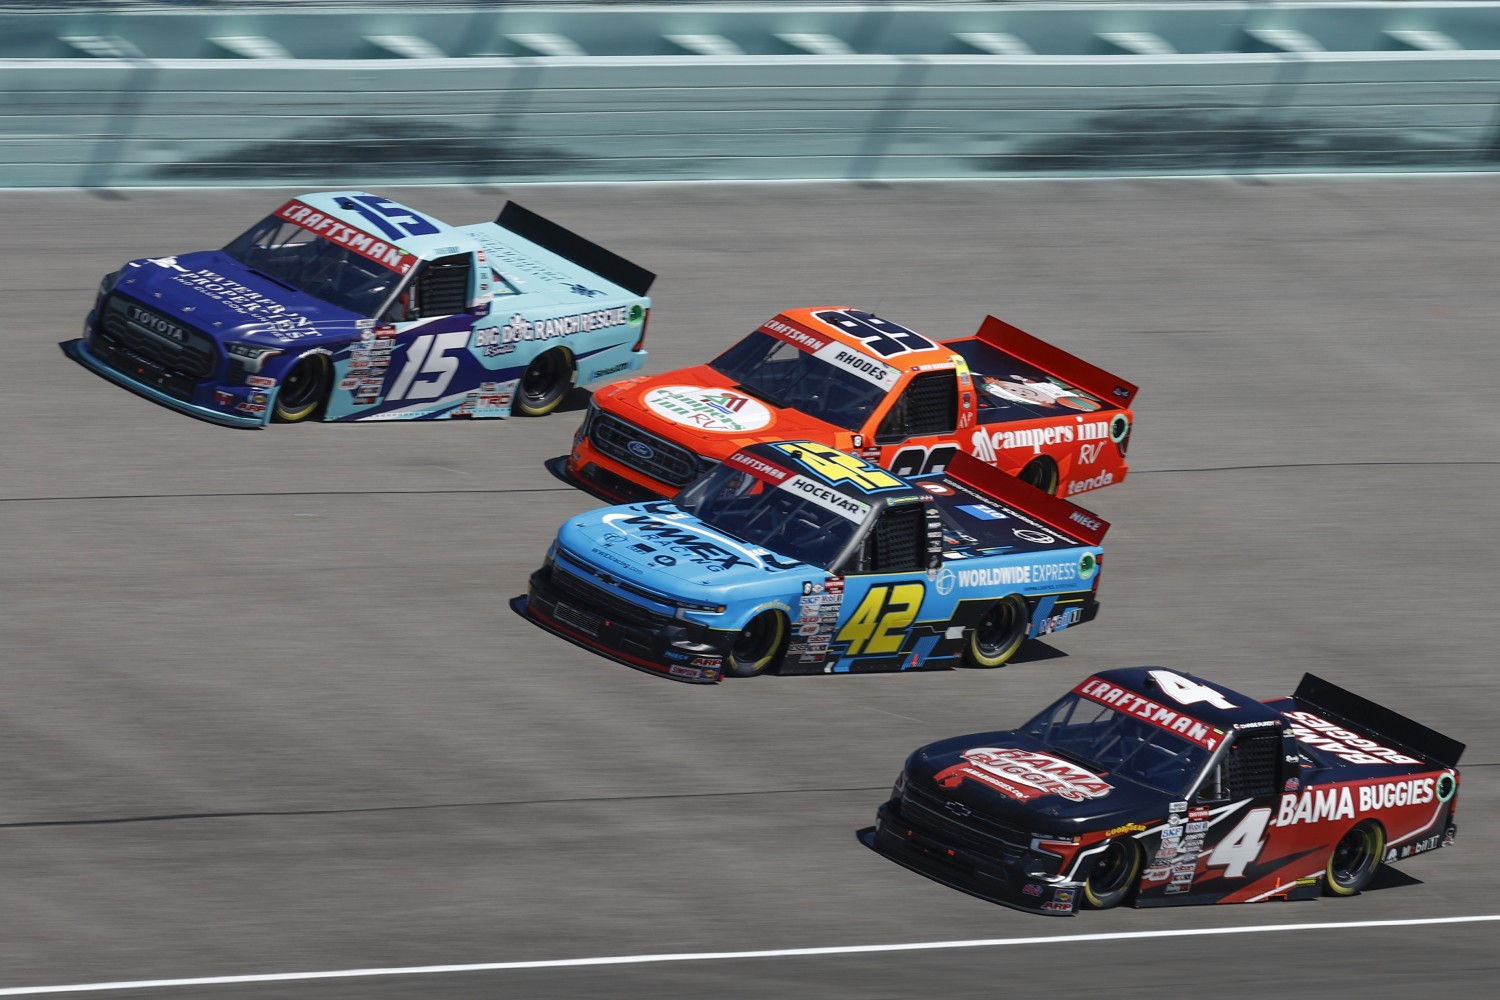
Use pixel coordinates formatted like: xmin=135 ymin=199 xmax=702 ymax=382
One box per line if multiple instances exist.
xmin=2 ymin=176 xmax=1498 ymax=998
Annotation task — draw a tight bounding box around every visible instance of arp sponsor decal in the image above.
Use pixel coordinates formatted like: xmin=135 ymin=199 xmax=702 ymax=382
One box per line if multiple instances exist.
xmin=934 ymin=747 xmax=1111 ymax=803
xmin=1076 ymin=677 xmax=1224 ymax=752
xmin=275 ymin=201 xmax=417 ymax=275
xmin=644 ymin=386 xmax=772 ymax=433
xmin=1281 ymin=710 xmax=1421 ymax=765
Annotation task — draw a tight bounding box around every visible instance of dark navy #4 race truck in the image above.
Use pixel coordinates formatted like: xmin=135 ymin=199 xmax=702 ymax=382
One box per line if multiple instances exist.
xmin=861 ymin=667 xmax=1463 ymax=915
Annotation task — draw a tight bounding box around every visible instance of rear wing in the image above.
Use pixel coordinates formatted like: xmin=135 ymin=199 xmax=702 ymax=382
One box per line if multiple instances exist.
xmin=1294 ymin=673 xmax=1465 ymax=768
xmin=971 ymin=316 xmax=1138 ymax=408
xmin=496 ymin=202 xmax=656 ymax=297
xmin=941 ymin=451 xmax=1109 ymax=547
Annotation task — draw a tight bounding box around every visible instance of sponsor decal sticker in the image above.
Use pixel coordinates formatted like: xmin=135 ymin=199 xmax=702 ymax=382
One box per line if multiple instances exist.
xmin=1076 ymin=677 xmax=1223 ymax=751
xmin=935 ymin=747 xmax=1111 ymax=803
xmin=958 ymin=504 xmax=1007 ymax=521
xmin=644 ymin=386 xmax=772 ymax=433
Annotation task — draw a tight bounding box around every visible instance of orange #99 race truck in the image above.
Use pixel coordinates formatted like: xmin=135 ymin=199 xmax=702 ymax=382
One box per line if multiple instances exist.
xmin=556 ymin=307 xmax=1137 ymax=504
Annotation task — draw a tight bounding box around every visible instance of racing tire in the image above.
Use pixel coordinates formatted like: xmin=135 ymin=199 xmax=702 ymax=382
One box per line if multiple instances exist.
xmin=1018 ymin=457 xmax=1059 ymax=496
xmin=1080 ymin=838 xmax=1144 ymax=910
xmin=515 ymin=348 xmax=574 ymax=417
xmin=1325 ymin=822 xmax=1384 ymax=897
xmin=722 ymin=611 xmax=787 ymax=678
xmin=964 ymin=595 xmax=1030 ymax=669
xmin=272 ymin=352 xmax=332 ymax=423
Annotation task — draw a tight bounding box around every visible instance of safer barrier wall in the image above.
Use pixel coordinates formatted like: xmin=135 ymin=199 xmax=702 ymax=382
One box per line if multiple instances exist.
xmin=3 ymin=3 xmax=1499 ymax=186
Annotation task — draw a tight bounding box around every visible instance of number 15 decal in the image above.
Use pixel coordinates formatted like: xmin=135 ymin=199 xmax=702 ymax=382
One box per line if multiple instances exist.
xmin=837 ymin=583 xmax=924 ymax=656
xmin=387 ymin=331 xmax=469 ymax=402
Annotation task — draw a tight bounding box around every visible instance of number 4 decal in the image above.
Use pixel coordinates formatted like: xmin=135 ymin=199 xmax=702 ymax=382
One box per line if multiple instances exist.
xmin=1148 ymin=669 xmax=1237 ymax=710
xmin=1205 ymin=807 xmax=1271 ymax=878
xmin=387 ymin=331 xmax=469 ymax=402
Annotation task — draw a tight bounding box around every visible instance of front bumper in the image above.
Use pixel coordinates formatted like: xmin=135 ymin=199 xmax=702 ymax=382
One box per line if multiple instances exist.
xmin=67 ymin=337 xmax=272 ymax=429
xmin=859 ymin=798 xmax=1081 ymax=916
xmin=545 ymin=455 xmax=669 ymax=505
xmin=513 ymin=565 xmax=729 ymax=683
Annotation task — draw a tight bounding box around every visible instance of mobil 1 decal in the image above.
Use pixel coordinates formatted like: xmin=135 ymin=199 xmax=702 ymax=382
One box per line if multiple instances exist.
xmin=810 ymin=309 xmax=938 ymax=357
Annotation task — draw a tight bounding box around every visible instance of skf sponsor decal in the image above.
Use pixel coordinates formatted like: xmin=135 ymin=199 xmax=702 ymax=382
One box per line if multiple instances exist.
xmin=275 ymin=201 xmax=416 ymax=275
xmin=644 ymin=385 xmax=773 ymax=433
xmin=1281 ymin=710 xmax=1420 ymax=765
xmin=934 ymin=747 xmax=1112 ymax=803
xmin=1076 ymin=677 xmax=1223 ymax=751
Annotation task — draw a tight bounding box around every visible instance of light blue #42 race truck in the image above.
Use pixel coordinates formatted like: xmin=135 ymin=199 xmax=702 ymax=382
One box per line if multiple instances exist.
xmin=69 ymin=191 xmax=653 ymax=427
xmin=516 ymin=441 xmax=1109 ymax=684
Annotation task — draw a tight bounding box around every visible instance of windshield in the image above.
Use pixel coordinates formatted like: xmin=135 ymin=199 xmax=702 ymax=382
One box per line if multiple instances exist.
xmin=709 ymin=331 xmax=888 ymax=431
xmin=222 ymin=216 xmax=402 ymax=317
xmin=1021 ymin=692 xmax=1214 ymax=797
xmin=675 ymin=463 xmax=865 ymax=571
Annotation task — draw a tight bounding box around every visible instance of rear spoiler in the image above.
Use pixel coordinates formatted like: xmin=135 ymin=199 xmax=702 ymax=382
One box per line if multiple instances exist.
xmin=973 ymin=316 xmax=1138 ymax=408
xmin=942 ymin=451 xmax=1109 ymax=547
xmin=496 ymin=202 xmax=656 ymax=297
xmin=1294 ymin=673 xmax=1466 ymax=768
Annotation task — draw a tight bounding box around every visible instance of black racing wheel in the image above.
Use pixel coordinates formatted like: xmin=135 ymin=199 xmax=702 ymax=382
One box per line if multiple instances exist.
xmin=1018 ymin=456 xmax=1059 ymax=495
xmin=964 ymin=594 xmax=1029 ymax=669
xmin=272 ymin=352 xmax=332 ymax=423
xmin=722 ymin=611 xmax=787 ymax=678
xmin=515 ymin=348 xmax=574 ymax=416
xmin=1081 ymin=838 xmax=1143 ymax=910
xmin=1325 ymin=822 xmax=1384 ymax=896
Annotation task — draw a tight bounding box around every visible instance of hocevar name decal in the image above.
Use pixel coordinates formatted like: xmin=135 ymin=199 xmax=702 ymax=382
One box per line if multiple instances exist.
xmin=935 ymin=747 xmax=1111 ymax=802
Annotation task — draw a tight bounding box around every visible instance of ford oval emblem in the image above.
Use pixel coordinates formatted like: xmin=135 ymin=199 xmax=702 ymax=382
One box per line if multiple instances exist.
xmin=627 ymin=440 xmax=654 ymax=459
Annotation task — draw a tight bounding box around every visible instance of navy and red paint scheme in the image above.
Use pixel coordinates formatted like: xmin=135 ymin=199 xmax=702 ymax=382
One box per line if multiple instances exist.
xmin=860 ymin=667 xmax=1462 ymax=915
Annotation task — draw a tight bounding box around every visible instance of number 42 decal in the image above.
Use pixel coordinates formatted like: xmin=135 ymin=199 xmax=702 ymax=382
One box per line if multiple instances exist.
xmin=837 ymin=583 xmax=924 ymax=656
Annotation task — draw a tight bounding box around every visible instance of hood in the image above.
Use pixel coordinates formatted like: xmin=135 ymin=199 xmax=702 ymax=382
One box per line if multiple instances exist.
xmin=115 ymin=251 xmax=365 ymax=345
xmin=557 ymin=502 xmax=810 ymax=596
xmin=594 ymin=365 xmax=850 ymax=458
xmin=906 ymin=731 xmax=1167 ymax=834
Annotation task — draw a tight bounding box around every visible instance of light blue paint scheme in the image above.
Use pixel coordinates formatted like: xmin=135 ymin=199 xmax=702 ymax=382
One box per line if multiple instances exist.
xmin=5 ymin=5 xmax=1500 ymax=186
xmin=77 ymin=190 xmax=649 ymax=426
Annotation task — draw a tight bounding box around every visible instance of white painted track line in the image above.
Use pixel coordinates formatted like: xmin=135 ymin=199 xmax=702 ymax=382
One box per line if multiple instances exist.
xmin=4 ymin=915 xmax=1498 ymax=996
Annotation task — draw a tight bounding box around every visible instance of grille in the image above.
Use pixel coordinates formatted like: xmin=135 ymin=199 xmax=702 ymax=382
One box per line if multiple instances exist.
xmin=550 ymin=558 xmax=674 ymax=631
xmin=550 ymin=601 xmax=603 ymax=637
xmin=590 ymin=412 xmax=701 ymax=487
xmin=98 ymin=294 xmax=218 ymax=381
xmin=905 ymin=372 xmax=958 ymax=435
xmin=870 ymin=503 xmax=926 ymax=573
xmin=1227 ymin=730 xmax=1283 ymax=799
xmin=899 ymin=782 xmax=1030 ymax=863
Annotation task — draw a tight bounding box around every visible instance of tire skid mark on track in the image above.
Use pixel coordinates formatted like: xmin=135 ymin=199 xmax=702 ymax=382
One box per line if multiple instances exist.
xmin=0 ymin=784 xmax=894 ymax=831
xmin=3 ymin=915 xmax=1499 ymax=997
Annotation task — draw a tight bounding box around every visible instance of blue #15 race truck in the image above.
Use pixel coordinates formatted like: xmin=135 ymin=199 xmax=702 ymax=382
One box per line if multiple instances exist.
xmin=68 ymin=192 xmax=654 ymax=427
xmin=513 ymin=440 xmax=1109 ymax=683
xmin=861 ymin=667 xmax=1463 ymax=915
